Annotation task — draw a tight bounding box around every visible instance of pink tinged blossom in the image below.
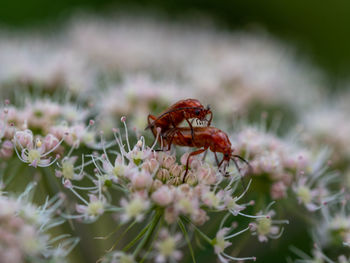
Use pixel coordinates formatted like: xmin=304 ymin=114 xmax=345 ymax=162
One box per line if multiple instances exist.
xmin=0 ymin=140 xmax=13 ymax=158
xmin=65 ymin=124 xmax=95 ymax=146
xmin=156 ymin=168 xmax=170 ymax=182
xmin=270 ymin=182 xmax=287 ymax=200
xmin=130 ymin=170 xmax=153 ymax=189
xmin=50 ymin=125 xmax=69 ymax=141
xmin=191 ymin=208 xmax=209 ymax=225
xmin=162 ymin=155 xmax=176 ymax=169
xmin=142 ymin=158 xmax=159 ymax=173
xmin=152 ymin=186 xmax=174 ymax=206
xmin=196 ymin=166 xmax=217 ymax=185
xmin=169 ymin=164 xmax=182 ymax=177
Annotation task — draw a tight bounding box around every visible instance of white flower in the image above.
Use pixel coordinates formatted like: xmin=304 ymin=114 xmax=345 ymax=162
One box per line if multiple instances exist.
xmin=120 ymin=193 xmax=150 ymax=222
xmin=250 ymin=205 xmax=288 ymax=242
xmin=152 ymin=186 xmax=174 ymax=206
xmin=214 ymin=226 xmax=256 ymax=262
xmin=76 ymin=194 xmax=106 ymax=221
xmin=155 ymin=229 xmax=182 ymax=263
xmin=13 ymin=129 xmax=64 ymax=167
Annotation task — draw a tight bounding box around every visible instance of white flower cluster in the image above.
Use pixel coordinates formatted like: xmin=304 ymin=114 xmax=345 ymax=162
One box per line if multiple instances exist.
xmin=0 ymin=184 xmax=78 ymax=263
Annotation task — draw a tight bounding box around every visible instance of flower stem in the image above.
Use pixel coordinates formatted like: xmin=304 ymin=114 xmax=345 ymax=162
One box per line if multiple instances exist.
xmin=181 ymin=216 xmax=212 ymax=245
xmin=178 ymin=218 xmax=197 ymax=263
xmin=108 ymin=220 xmax=137 ymax=252
xmin=139 ymin=218 xmax=163 ymax=263
xmin=133 ymin=210 xmax=162 ymax=259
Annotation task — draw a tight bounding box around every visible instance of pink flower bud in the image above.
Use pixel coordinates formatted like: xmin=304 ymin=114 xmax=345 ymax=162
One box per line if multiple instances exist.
xmin=142 ymin=158 xmax=159 ymax=173
xmin=156 ymin=168 xmax=170 ymax=181
xmin=162 ymin=155 xmax=175 ymax=169
xmin=131 ymin=171 xmax=153 ymax=190
xmin=152 ymin=186 xmax=174 ymax=206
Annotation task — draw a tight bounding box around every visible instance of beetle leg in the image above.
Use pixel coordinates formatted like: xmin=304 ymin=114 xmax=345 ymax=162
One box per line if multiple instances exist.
xmin=183 ymin=147 xmax=208 ymax=183
xmin=161 ymin=128 xmax=176 ymax=151
xmin=214 ymin=152 xmax=220 ymax=166
xmin=201 ymin=149 xmax=208 ymax=162
xmin=185 ymin=116 xmax=195 ymax=142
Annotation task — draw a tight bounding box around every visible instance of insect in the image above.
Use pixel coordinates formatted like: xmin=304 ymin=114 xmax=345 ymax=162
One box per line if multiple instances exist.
xmin=146 ymin=99 xmax=212 ymax=145
xmin=162 ymin=126 xmax=251 ymax=182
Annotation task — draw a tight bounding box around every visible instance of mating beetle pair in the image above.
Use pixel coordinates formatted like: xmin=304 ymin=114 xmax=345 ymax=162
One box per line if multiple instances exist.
xmin=146 ymin=99 xmax=250 ymax=182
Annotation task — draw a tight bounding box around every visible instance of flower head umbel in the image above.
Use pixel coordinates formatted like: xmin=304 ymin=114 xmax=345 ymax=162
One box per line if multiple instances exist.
xmin=71 ymin=118 xmax=285 ymax=262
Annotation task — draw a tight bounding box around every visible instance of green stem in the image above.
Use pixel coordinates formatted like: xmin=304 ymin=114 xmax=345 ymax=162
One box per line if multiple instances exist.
xmin=139 ymin=218 xmax=163 ymax=263
xmin=178 ymin=219 xmax=197 ymax=263
xmin=3 ymin=159 xmax=23 ymax=189
xmin=133 ymin=210 xmax=162 ymax=259
xmin=181 ymin=216 xmax=212 ymax=245
xmin=123 ymin=220 xmax=153 ymax=252
xmin=108 ymin=220 xmax=137 ymax=252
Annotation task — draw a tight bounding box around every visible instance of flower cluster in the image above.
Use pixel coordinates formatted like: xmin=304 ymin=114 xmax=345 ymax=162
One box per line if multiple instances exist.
xmin=231 ymin=126 xmax=340 ymax=211
xmin=0 ymin=184 xmax=78 ymax=263
xmin=60 ymin=120 xmax=288 ymax=262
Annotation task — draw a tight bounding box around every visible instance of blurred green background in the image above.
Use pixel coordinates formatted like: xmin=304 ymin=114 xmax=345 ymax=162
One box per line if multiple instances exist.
xmin=1 ymin=0 xmax=350 ymax=87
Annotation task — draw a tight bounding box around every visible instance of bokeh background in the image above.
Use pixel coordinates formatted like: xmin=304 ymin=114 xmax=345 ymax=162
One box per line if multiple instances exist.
xmin=1 ymin=0 xmax=350 ymax=85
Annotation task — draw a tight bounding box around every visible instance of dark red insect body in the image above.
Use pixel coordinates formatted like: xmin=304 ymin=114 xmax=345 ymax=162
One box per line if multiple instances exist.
xmin=146 ymin=98 xmax=212 ymax=142
xmin=163 ymin=126 xmax=250 ymax=182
